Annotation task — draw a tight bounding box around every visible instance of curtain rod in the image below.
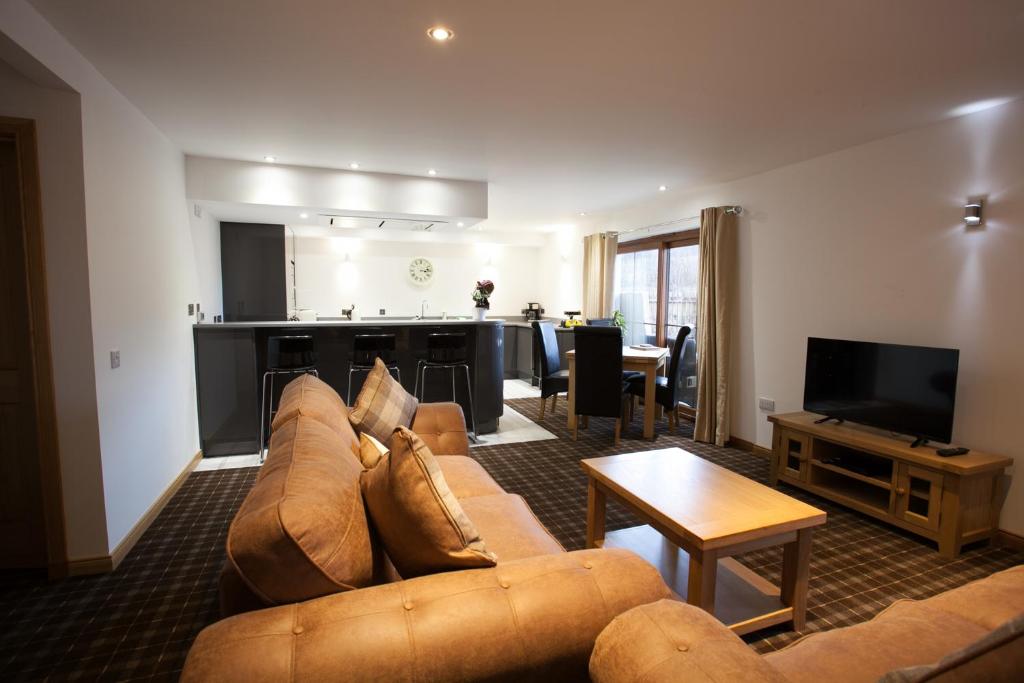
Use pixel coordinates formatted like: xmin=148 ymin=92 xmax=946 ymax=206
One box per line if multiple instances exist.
xmin=610 ymin=205 xmax=742 ymax=237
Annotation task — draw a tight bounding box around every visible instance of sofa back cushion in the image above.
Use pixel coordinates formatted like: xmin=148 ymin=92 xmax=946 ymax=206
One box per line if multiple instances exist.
xmin=361 ymin=426 xmax=496 ymax=578
xmin=227 ymin=415 xmax=376 ymax=604
xmin=272 ymin=373 xmax=359 ymax=451
xmin=880 ymin=612 xmax=1024 ymax=682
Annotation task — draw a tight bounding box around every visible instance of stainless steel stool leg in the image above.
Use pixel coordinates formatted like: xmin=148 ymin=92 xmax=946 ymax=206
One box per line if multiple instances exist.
xmin=259 ymin=370 xmax=270 ymax=462
xmin=462 ymin=364 xmax=478 ymax=443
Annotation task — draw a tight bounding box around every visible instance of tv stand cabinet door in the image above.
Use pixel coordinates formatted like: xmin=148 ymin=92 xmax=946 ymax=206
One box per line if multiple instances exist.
xmin=894 ymin=464 xmax=943 ymax=532
xmin=773 ymin=428 xmax=811 ymax=484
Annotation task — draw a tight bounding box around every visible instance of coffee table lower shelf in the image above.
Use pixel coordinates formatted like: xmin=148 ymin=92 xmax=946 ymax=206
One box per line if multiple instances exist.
xmin=602 ymin=525 xmax=794 ymax=636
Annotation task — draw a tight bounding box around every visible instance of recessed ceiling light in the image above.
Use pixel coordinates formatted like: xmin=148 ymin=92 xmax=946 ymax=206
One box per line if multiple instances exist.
xmin=457 ymin=221 xmax=465 ymax=227
xmin=264 ymin=155 xmax=276 ymax=163
xmin=349 ymin=162 xmax=360 ymax=170
xmin=299 ymin=212 xmax=309 ymax=219
xmin=658 ymin=185 xmax=667 ymax=192
xmin=427 ymin=168 xmax=437 ymax=176
xmin=427 ymin=25 xmax=454 ymax=42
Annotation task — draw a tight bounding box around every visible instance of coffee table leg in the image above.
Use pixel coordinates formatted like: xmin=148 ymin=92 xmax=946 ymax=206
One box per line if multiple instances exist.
xmin=585 ymin=480 xmax=606 ymax=549
xmin=781 ymin=528 xmax=813 ymax=630
xmin=686 ymin=547 xmax=718 ymax=612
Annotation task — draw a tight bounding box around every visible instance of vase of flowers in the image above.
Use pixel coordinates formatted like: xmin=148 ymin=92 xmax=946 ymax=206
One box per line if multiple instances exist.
xmin=472 ymin=280 xmax=494 ymax=320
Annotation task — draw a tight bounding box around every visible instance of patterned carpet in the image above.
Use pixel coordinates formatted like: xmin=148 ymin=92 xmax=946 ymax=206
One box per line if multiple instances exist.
xmin=1 ymin=398 xmax=1021 ymax=680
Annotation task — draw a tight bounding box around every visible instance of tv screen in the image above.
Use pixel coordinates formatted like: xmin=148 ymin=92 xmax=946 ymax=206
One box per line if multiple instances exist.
xmin=803 ymin=338 xmax=959 ymax=443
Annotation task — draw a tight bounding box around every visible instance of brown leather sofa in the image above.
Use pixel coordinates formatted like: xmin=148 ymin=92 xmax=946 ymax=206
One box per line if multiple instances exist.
xmin=589 ymin=565 xmax=1024 ymax=683
xmin=182 ymin=374 xmax=673 ymax=682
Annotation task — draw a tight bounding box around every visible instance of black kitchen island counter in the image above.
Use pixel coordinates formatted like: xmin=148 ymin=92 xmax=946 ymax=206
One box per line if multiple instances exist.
xmin=194 ymin=319 xmax=504 ymax=456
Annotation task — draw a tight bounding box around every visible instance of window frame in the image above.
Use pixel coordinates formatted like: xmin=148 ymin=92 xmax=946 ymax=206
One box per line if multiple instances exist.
xmin=616 ymin=228 xmax=699 ymax=347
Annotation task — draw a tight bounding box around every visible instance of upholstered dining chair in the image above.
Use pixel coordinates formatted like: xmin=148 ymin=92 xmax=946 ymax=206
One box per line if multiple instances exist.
xmin=572 ymin=326 xmax=630 ymax=445
xmin=532 ymin=320 xmax=569 ymax=420
xmin=625 ymin=326 xmax=692 ymax=433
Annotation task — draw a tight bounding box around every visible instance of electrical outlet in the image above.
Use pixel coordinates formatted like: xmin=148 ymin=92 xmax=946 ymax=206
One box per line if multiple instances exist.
xmin=758 ymin=397 xmax=775 ymax=412
xmin=188 ymin=303 xmax=194 ymax=316
xmin=110 ymin=350 xmax=120 ymax=369
xmin=686 ymin=376 xmax=697 ymax=388
xmin=379 ymin=308 xmax=385 ymax=315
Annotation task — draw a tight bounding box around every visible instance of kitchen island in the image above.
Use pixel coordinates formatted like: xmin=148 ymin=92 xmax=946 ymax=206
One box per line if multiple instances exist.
xmin=194 ymin=319 xmax=504 ymax=456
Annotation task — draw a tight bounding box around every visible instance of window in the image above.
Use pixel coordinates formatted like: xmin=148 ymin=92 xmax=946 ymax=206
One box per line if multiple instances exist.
xmin=612 ymin=248 xmax=658 ymax=345
xmin=613 ymin=230 xmax=700 ymax=408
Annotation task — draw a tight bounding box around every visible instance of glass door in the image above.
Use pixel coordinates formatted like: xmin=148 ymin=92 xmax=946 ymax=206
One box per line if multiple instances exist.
xmin=613 ymin=249 xmax=658 ymax=346
xmin=665 ymin=242 xmax=699 ymax=407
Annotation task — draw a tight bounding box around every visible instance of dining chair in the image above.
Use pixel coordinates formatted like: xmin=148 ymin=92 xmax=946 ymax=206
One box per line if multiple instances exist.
xmin=625 ymin=326 xmax=692 ymax=433
xmin=532 ymin=320 xmax=569 ymax=420
xmin=572 ymin=326 xmax=630 ymax=445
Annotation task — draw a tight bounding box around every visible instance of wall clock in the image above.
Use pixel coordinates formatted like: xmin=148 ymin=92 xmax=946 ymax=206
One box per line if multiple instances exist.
xmin=408 ymin=257 xmax=435 ymax=285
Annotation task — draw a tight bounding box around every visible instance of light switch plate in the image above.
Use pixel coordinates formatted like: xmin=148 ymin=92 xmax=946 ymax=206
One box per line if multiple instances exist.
xmin=188 ymin=303 xmax=194 ymax=316
xmin=110 ymin=350 xmax=120 ymax=369
xmin=758 ymin=397 xmax=775 ymax=411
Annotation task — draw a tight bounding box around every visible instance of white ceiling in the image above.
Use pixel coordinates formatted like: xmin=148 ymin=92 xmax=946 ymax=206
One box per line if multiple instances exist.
xmin=29 ymin=0 xmax=1024 ymax=231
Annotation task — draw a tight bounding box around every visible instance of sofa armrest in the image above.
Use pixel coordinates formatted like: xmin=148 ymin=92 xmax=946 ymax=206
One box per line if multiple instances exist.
xmin=183 ymin=549 xmax=672 ymax=683
xmin=411 ymin=402 xmax=469 ymax=455
xmin=590 ymin=599 xmax=789 ymax=683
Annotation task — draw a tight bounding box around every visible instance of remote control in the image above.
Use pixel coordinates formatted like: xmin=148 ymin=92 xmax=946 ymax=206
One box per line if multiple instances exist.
xmin=936 ymin=447 xmax=970 ymax=457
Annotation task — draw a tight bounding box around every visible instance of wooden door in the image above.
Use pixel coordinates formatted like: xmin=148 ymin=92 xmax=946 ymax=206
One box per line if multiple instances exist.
xmin=0 ymin=136 xmax=48 ymax=568
xmin=775 ymin=429 xmax=811 ymax=483
xmin=895 ymin=463 xmax=943 ymax=532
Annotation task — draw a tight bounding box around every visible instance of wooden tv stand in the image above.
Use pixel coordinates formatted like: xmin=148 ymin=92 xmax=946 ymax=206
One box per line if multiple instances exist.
xmin=767 ymin=412 xmax=1011 ymax=558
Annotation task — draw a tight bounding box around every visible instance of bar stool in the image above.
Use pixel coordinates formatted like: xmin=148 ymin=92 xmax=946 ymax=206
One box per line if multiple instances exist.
xmin=348 ymin=333 xmax=400 ymax=403
xmin=259 ymin=334 xmax=317 ymax=462
xmin=414 ymin=332 xmax=477 ymax=441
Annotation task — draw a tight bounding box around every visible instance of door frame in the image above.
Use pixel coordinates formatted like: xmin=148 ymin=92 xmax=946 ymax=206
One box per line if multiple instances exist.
xmin=1 ymin=116 xmax=68 ymax=577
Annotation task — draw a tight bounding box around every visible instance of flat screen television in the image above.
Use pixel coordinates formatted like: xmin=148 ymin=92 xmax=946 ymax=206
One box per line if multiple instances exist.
xmin=803 ymin=337 xmax=959 ymax=444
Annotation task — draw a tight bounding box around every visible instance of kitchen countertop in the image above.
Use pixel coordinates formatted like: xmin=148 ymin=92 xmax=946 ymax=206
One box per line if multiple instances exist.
xmin=194 ymin=318 xmax=508 ymax=329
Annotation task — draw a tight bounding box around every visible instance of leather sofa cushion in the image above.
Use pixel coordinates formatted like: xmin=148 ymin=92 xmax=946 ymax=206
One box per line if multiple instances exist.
xmin=590 ymin=599 xmax=789 ymax=683
xmin=410 ymin=402 xmax=470 ymax=455
xmin=228 ymin=416 xmax=376 ymax=604
xmin=182 ymin=549 xmax=674 ymax=683
xmin=917 ymin=565 xmax=1024 ymax=630
xmin=766 ymin=565 xmax=1024 ymax=683
xmin=349 ymin=358 xmax=418 ymax=443
xmin=435 ymin=455 xmax=505 ymax=499
xmin=764 ymin=600 xmax=989 ymax=683
xmin=880 ymin=612 xmax=1024 ymax=682
xmin=459 ymin=493 xmax=564 ymax=562
xmin=271 ymin=373 xmax=359 ymax=450
xmin=362 ymin=427 xmax=497 ymax=578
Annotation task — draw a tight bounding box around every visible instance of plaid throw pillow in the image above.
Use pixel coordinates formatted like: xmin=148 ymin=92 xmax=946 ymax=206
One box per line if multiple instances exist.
xmin=349 ymin=358 xmax=418 ymax=443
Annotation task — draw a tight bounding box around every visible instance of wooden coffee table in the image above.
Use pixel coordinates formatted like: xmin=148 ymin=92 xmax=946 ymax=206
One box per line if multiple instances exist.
xmin=581 ymin=448 xmax=827 ymax=635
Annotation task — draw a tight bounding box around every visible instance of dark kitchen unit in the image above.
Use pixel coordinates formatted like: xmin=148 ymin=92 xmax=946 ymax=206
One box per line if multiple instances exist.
xmin=220 ymin=222 xmax=287 ymax=322
xmin=194 ymin=320 xmax=505 ymax=456
xmin=502 ymin=320 xmax=574 ymax=385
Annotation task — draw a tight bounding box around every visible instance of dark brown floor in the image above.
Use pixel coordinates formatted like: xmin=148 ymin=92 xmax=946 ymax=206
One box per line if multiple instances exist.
xmin=0 ymin=397 xmax=1019 ymax=680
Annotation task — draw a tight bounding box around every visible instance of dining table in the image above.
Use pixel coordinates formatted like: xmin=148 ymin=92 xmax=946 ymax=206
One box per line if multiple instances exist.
xmin=566 ymin=345 xmax=670 ymax=440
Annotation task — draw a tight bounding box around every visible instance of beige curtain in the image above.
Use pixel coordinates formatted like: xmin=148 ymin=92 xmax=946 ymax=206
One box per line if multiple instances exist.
xmin=582 ymin=232 xmax=618 ymax=320
xmin=694 ymin=207 xmax=737 ymax=446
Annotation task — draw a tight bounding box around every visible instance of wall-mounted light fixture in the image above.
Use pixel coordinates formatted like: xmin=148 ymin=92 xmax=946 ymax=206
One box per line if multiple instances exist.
xmin=964 ymin=198 xmax=984 ymax=228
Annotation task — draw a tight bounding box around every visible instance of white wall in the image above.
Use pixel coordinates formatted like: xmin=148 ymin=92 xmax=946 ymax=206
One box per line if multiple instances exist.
xmin=538 ymin=226 xmax=585 ymax=318
xmin=189 ymin=203 xmax=223 ymax=320
xmin=290 ymin=234 xmax=544 ymax=318
xmin=2 ymin=1 xmax=202 ymax=556
xmin=0 ymin=56 xmax=108 ymax=559
xmin=557 ymin=100 xmax=1024 ymax=534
